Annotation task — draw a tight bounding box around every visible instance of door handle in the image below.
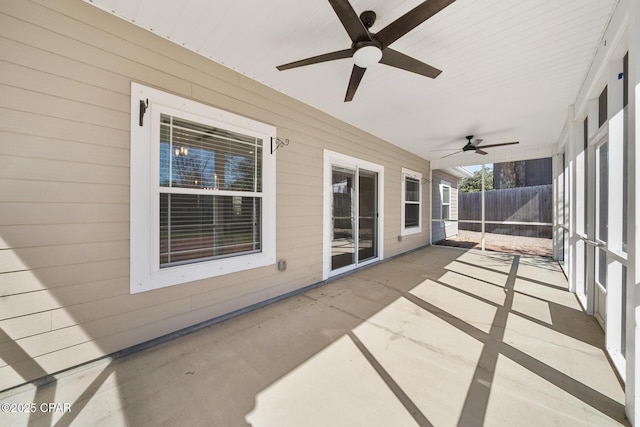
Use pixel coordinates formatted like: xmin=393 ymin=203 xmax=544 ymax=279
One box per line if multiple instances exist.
xmin=584 ymin=239 xmax=603 ymax=247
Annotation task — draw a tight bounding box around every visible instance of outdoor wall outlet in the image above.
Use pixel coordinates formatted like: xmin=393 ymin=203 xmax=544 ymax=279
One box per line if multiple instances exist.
xmin=278 ymin=259 xmax=287 ymax=271
xmin=398 ymin=235 xmax=403 ymax=242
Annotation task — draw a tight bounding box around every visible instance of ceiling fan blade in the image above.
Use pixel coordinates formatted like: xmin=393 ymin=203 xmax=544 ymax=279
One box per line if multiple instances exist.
xmin=475 ymin=141 xmax=520 ymax=150
xmin=376 ymin=0 xmax=456 ymax=48
xmin=276 ymin=49 xmax=353 ymax=71
xmin=475 ymin=149 xmax=488 ymax=155
xmin=328 ymin=0 xmax=372 ymax=43
xmin=440 ymin=151 xmax=462 ymax=159
xmin=379 ymin=48 xmax=441 ymax=78
xmin=345 ymin=65 xmax=366 ymax=102
xmin=472 ymin=138 xmax=483 ymax=147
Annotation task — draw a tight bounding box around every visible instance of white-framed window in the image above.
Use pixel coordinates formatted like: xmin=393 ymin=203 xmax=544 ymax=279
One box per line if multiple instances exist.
xmin=401 ymin=168 xmax=422 ymax=235
xmin=130 ymin=83 xmax=276 ymax=293
xmin=440 ymin=183 xmax=451 ymax=221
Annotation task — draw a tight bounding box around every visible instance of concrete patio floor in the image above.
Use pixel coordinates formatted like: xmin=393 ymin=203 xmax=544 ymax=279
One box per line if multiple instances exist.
xmin=0 ymin=246 xmax=628 ymax=426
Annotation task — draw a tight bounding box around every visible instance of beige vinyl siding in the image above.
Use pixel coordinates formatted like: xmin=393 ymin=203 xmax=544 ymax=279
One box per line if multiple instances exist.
xmin=0 ymin=0 xmax=429 ymax=390
xmin=431 ymin=170 xmax=460 ymax=242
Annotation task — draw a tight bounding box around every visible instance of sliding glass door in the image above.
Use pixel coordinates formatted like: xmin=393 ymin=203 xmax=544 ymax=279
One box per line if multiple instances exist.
xmin=331 ymin=166 xmax=378 ymax=271
xmin=331 ymin=166 xmax=356 ymax=270
xmin=324 ymin=150 xmax=383 ymax=279
xmin=358 ymin=170 xmax=378 ymax=263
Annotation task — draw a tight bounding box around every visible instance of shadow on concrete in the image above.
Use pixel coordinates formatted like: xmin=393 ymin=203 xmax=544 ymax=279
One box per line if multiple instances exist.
xmin=0 ymin=246 xmax=628 ymax=426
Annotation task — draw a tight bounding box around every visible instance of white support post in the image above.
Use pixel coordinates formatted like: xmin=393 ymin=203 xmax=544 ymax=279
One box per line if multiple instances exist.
xmin=481 ymin=163 xmax=486 ymax=251
xmin=627 ymin=0 xmax=639 ymax=422
xmin=429 ymin=168 xmax=433 ymax=245
xmin=568 ymin=106 xmax=581 ymax=301
xmin=608 ymin=58 xmax=625 ymax=254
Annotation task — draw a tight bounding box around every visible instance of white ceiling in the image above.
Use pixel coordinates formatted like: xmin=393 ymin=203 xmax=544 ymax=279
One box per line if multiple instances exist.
xmin=86 ymin=0 xmax=618 ymax=167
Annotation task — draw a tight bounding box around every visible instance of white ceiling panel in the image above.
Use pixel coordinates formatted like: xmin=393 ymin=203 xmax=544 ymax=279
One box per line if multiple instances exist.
xmin=85 ymin=0 xmax=618 ymax=165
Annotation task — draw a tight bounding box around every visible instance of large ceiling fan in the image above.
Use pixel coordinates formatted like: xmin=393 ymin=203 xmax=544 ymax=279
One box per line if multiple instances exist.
xmin=441 ymin=135 xmax=520 ymax=158
xmin=276 ymin=0 xmax=456 ymax=102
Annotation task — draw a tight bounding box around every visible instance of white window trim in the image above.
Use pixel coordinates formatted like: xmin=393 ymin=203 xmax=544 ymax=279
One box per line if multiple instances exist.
xmin=401 ymin=167 xmax=422 ymax=236
xmin=130 ymin=82 xmax=276 ymax=293
xmin=440 ymin=181 xmax=452 ymax=222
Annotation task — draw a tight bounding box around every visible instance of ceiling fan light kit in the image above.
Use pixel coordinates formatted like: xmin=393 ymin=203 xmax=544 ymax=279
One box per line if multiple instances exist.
xmin=353 ymin=45 xmax=383 ymax=68
xmin=276 ymin=0 xmax=456 ymax=102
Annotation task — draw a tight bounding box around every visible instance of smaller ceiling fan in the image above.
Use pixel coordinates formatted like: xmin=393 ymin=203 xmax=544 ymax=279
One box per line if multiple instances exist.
xmin=440 ymin=135 xmax=519 ymax=159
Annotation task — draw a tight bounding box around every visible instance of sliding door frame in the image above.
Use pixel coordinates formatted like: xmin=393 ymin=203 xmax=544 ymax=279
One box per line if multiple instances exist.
xmin=323 ymin=150 xmax=385 ymax=280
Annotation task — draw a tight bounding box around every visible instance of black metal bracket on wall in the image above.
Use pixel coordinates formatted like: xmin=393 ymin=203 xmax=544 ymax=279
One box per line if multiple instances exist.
xmin=139 ymin=99 xmax=149 ymax=126
xmin=271 ymin=137 xmax=289 ymax=154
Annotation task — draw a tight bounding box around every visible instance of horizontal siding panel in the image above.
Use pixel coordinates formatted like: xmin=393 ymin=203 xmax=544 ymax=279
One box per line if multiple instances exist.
xmin=0 ymin=223 xmax=127 ymax=250
xmin=0 ymin=328 xmax=93 ymax=369
xmin=276 ymin=241 xmax=321 ymax=255
xmin=278 ymin=159 xmax=323 ymax=175
xmin=0 ymin=202 xmax=128 ymax=225
xmin=276 ymin=225 xmax=322 ymax=243
xmin=0 ymin=12 xmax=192 ymax=98
xmin=51 ymin=292 xmax=189 ymax=331
xmin=0 ymin=259 xmax=128 ymax=296
xmin=191 ymin=85 xmax=343 ymax=144
xmin=29 ymin=0 xmax=244 ymax=86
xmin=0 ymin=277 xmax=127 ymax=320
xmin=266 ymin=272 xmax=324 ymax=298
xmin=0 ymin=36 xmax=131 ymax=95
xmin=0 ymin=180 xmax=128 ymax=204
xmin=0 ymin=156 xmax=129 ymax=186
xmin=0 ymin=84 xmax=128 ymax=131
xmin=276 ymin=175 xmax=322 ymax=191
xmin=189 ymin=276 xmax=289 ymax=312
xmin=5 ymin=1 xmax=241 ymax=90
xmin=276 ymin=246 xmax=323 ymax=264
xmin=0 ymin=312 xmax=51 ymax=343
xmin=276 ymin=213 xmax=322 ymax=226
xmin=277 ymin=198 xmax=322 ymax=212
xmin=276 ymin=182 xmax=323 ymax=197
xmin=0 ymin=108 xmax=129 ymax=149
xmin=0 ymin=131 xmax=129 ymax=167
xmin=0 ymin=60 xmax=128 ymax=112
xmin=276 ymin=163 xmax=322 ymax=179
xmin=42 ymin=267 xmax=297 ymax=328
xmin=278 ymin=146 xmax=323 ymax=165
xmin=0 ymin=241 xmax=127 ymax=274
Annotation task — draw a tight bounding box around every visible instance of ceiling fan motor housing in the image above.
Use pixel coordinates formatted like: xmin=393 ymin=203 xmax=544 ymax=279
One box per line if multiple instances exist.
xmin=360 ymin=10 xmax=377 ymax=28
xmin=463 ymin=135 xmax=475 ymax=151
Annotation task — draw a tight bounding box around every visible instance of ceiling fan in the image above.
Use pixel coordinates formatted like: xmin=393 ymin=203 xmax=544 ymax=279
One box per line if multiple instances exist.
xmin=276 ymin=0 xmax=456 ymax=102
xmin=441 ymin=135 xmax=520 ymax=158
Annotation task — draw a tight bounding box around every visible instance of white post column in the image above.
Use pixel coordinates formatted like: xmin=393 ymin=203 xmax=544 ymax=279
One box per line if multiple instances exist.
xmin=627 ymin=0 xmax=639 ymax=422
xmin=481 ymin=163 xmax=486 ymax=251
xmin=429 ymin=168 xmax=433 ymax=245
xmin=568 ymin=106 xmax=581 ymax=300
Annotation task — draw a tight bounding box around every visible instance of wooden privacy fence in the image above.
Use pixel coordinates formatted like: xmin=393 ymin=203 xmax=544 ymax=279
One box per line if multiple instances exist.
xmin=458 ymin=184 xmax=553 ymax=238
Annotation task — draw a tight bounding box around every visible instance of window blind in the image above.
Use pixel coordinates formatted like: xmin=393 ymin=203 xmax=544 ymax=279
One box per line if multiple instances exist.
xmin=159 ymin=114 xmax=262 ymax=267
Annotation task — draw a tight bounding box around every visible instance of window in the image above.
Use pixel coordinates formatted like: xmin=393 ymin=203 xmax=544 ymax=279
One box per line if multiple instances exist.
xmin=441 ymin=184 xmax=451 ymax=221
xmin=401 ymin=168 xmax=422 ymax=235
xmin=130 ymin=83 xmax=276 ymax=293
